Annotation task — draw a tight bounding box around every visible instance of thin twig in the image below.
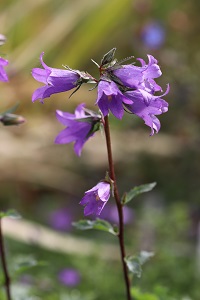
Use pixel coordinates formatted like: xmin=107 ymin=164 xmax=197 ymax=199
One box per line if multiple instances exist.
xmin=0 ymin=217 xmax=12 ymax=300
xmin=103 ymin=116 xmax=132 ymax=300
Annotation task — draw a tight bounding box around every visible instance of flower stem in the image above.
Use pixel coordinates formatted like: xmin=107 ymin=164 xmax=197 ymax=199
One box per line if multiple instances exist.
xmin=0 ymin=217 xmax=12 ymax=300
xmin=103 ymin=115 xmax=132 ymax=300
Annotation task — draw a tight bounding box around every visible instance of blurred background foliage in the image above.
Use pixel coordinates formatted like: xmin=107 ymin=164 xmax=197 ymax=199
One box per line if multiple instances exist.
xmin=0 ymin=0 xmax=200 ymax=299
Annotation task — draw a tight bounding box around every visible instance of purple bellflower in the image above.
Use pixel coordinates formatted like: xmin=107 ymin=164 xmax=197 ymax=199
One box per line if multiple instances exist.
xmin=136 ymin=55 xmax=162 ymax=93
xmin=80 ymin=181 xmax=111 ymax=216
xmin=112 ymin=55 xmax=162 ymax=92
xmin=124 ymin=85 xmax=169 ymax=135
xmin=96 ymin=80 xmax=132 ymax=119
xmin=103 ymin=54 xmax=169 ymax=134
xmin=55 ymin=103 xmax=101 ymax=156
xmin=0 ymin=57 xmax=9 ymax=82
xmin=32 ymin=52 xmax=80 ymax=103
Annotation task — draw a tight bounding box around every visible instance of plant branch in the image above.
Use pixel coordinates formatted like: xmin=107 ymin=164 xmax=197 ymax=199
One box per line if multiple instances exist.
xmin=0 ymin=217 xmax=12 ymax=300
xmin=103 ymin=115 xmax=132 ymax=300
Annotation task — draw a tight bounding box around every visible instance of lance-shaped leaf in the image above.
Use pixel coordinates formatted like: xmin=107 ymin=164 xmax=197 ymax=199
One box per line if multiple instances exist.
xmin=1 ymin=103 xmax=19 ymax=114
xmin=0 ymin=209 xmax=21 ymax=219
xmin=73 ymin=218 xmax=118 ymax=235
xmin=121 ymin=182 xmax=157 ymax=205
xmin=125 ymin=251 xmax=154 ymax=278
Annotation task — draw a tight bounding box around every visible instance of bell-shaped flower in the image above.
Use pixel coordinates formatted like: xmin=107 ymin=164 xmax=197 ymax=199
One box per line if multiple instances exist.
xmin=111 ymin=54 xmax=162 ymax=93
xmin=55 ymin=103 xmax=101 ymax=156
xmin=80 ymin=181 xmax=111 ymax=216
xmin=32 ymin=52 xmax=80 ymax=103
xmin=124 ymin=85 xmax=169 ymax=135
xmin=0 ymin=57 xmax=8 ymax=82
xmin=137 ymin=54 xmax=162 ymax=93
xmin=96 ymin=80 xmax=132 ymax=119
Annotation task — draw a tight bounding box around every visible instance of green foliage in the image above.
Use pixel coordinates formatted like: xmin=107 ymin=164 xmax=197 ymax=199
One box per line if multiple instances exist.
xmin=125 ymin=251 xmax=154 ymax=278
xmin=11 ymin=255 xmax=47 ymax=278
xmin=0 ymin=209 xmax=21 ymax=219
xmin=73 ymin=218 xmax=118 ymax=235
xmin=122 ymin=182 xmax=157 ymax=205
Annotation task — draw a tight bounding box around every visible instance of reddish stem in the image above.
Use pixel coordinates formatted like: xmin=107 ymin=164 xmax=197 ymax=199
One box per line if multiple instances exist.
xmin=0 ymin=217 xmax=12 ymax=300
xmin=103 ymin=116 xmax=132 ymax=300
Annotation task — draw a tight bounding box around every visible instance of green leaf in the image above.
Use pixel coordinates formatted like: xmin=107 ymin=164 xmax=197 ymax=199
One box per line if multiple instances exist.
xmin=138 ymin=251 xmax=154 ymax=265
xmin=125 ymin=251 xmax=154 ymax=278
xmin=122 ymin=182 xmax=157 ymax=205
xmin=131 ymin=288 xmax=159 ymax=300
xmin=13 ymin=255 xmax=47 ymax=277
xmin=0 ymin=209 xmax=21 ymax=219
xmin=125 ymin=256 xmax=142 ymax=278
xmin=73 ymin=218 xmax=118 ymax=235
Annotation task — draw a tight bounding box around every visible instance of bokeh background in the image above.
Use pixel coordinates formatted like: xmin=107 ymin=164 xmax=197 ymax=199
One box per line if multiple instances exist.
xmin=1 ymin=0 xmax=200 ymax=299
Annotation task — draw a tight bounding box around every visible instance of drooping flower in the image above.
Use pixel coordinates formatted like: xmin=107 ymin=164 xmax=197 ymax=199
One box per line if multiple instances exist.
xmin=80 ymin=181 xmax=111 ymax=216
xmin=58 ymin=268 xmax=81 ymax=287
xmin=0 ymin=57 xmax=9 ymax=82
xmin=55 ymin=103 xmax=101 ymax=156
xmin=32 ymin=52 xmax=80 ymax=103
xmin=137 ymin=55 xmax=162 ymax=93
xmin=111 ymin=54 xmax=162 ymax=92
xmin=124 ymin=85 xmax=169 ymax=135
xmin=96 ymin=80 xmax=132 ymax=119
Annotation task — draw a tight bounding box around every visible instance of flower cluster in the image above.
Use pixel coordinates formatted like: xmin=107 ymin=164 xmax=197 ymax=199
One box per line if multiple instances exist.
xmin=32 ymin=48 xmax=169 ymax=215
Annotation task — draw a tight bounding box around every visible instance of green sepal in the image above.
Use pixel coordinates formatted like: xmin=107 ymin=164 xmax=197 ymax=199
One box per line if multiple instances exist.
xmin=0 ymin=209 xmax=21 ymax=219
xmin=73 ymin=218 xmax=118 ymax=235
xmin=125 ymin=251 xmax=154 ymax=278
xmin=121 ymin=182 xmax=157 ymax=205
xmin=101 ymin=48 xmax=116 ymax=66
xmin=1 ymin=103 xmax=19 ymax=114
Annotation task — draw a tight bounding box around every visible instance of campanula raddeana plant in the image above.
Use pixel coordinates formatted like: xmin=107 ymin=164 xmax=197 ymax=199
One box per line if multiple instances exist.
xmin=32 ymin=48 xmax=169 ymax=300
xmin=0 ymin=34 xmax=26 ymax=300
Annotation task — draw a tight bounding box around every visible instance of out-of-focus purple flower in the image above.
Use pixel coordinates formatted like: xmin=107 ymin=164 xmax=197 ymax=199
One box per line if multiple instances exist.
xmin=0 ymin=57 xmax=8 ymax=82
xmin=48 ymin=208 xmax=73 ymax=232
xmin=96 ymin=80 xmax=132 ymax=119
xmin=58 ymin=268 xmax=81 ymax=287
xmin=32 ymin=52 xmax=80 ymax=103
xmin=55 ymin=103 xmax=101 ymax=156
xmin=80 ymin=181 xmax=111 ymax=216
xmin=141 ymin=21 xmax=166 ymax=50
xmin=124 ymin=85 xmax=169 ymax=135
xmin=100 ymin=204 xmax=134 ymax=225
